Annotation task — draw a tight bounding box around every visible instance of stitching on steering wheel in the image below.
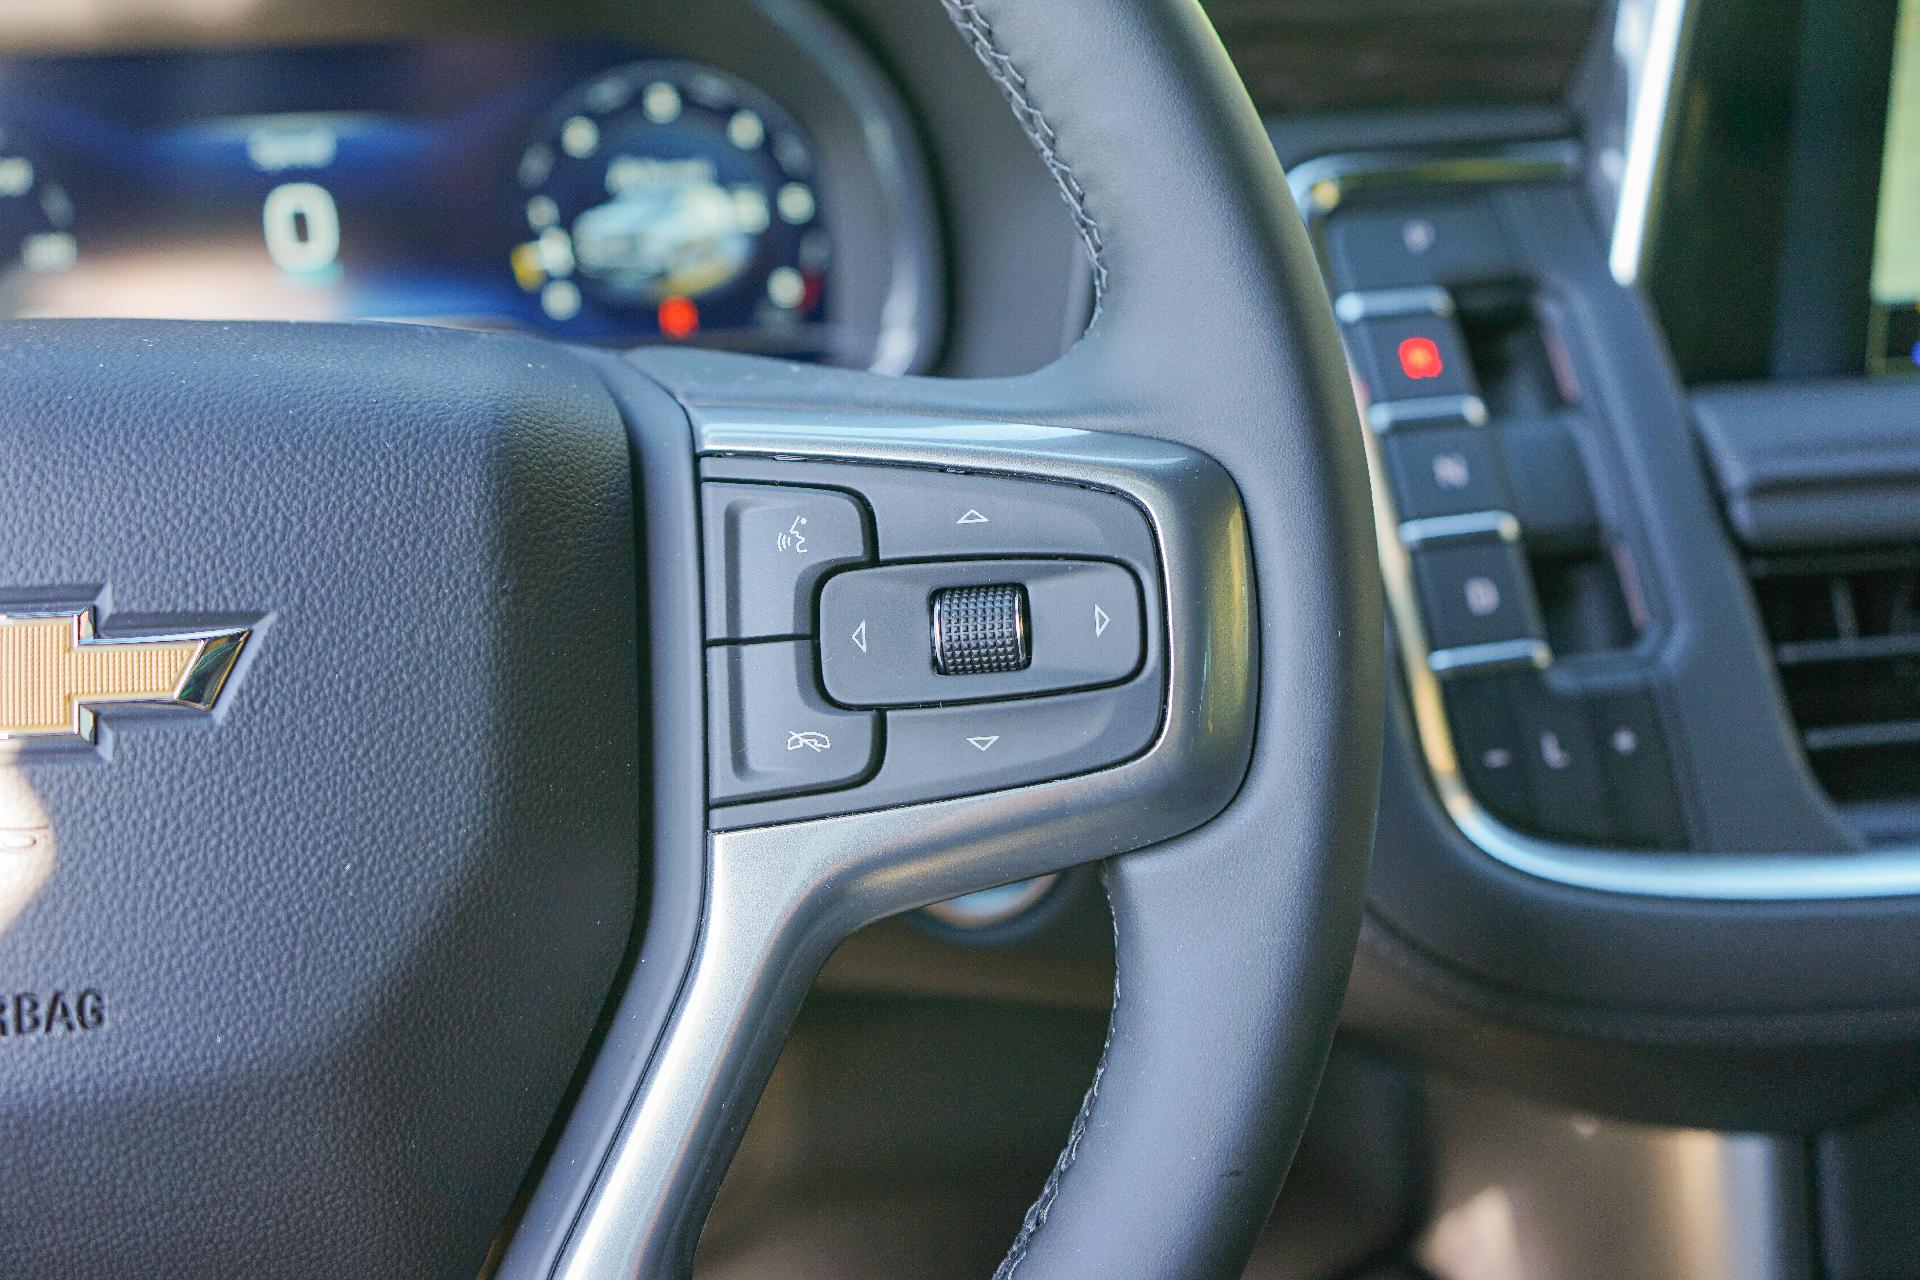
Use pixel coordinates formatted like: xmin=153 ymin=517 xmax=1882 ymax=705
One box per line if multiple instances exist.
xmin=991 ymin=866 xmax=1122 ymax=1278
xmin=929 ymin=4 xmax=1123 ymax=1270
xmin=936 ymin=0 xmax=1111 ymax=315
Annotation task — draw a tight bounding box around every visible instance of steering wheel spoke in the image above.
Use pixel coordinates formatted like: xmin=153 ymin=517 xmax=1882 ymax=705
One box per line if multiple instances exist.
xmin=531 ymin=353 xmax=1259 ymax=1276
xmin=505 ymin=0 xmax=1386 ymax=1267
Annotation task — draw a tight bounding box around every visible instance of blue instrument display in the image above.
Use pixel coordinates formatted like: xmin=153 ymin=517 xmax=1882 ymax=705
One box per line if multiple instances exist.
xmin=0 ymin=40 xmax=831 ymax=356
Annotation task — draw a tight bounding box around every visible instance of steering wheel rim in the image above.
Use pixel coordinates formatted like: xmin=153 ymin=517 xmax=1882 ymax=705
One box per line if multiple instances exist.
xmin=510 ymin=1 xmax=1382 ymax=1276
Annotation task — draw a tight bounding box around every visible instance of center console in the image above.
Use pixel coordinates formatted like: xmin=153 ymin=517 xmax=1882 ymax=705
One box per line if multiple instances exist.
xmin=1266 ymin=3 xmax=1920 ymax=1270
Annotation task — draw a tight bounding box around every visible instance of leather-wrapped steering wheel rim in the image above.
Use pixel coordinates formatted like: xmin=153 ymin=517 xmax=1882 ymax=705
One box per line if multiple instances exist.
xmin=514 ymin=1 xmax=1383 ymax=1276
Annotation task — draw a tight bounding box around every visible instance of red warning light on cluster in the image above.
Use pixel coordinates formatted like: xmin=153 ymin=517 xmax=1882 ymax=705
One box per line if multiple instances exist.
xmin=1397 ymin=336 xmax=1444 ymax=380
xmin=659 ymin=295 xmax=700 ymax=340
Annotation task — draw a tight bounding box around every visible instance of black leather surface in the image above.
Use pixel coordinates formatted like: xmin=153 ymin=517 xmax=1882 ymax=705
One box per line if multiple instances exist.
xmin=0 ymin=321 xmax=640 ymax=1278
xmin=1695 ymin=378 xmax=1920 ymax=551
xmin=894 ymin=12 xmax=1385 ymax=1269
xmin=634 ymin=0 xmax=1384 ymax=1275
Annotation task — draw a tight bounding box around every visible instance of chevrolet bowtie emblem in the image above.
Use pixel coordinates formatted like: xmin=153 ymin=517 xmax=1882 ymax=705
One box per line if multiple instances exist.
xmin=0 ymin=609 xmax=250 ymax=743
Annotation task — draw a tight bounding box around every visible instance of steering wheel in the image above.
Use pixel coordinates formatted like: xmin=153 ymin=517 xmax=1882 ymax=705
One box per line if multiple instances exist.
xmin=0 ymin=1 xmax=1380 ymax=1277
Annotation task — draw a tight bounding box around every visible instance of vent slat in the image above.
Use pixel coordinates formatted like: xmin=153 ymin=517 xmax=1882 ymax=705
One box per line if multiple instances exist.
xmin=1775 ymin=633 xmax=1920 ymax=667
xmin=1751 ymin=550 xmax=1920 ymax=803
xmin=1803 ymin=719 xmax=1920 ymax=753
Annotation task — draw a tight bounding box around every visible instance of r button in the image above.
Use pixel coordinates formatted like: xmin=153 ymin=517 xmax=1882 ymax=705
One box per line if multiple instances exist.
xmin=1323 ymin=196 xmax=1518 ymax=292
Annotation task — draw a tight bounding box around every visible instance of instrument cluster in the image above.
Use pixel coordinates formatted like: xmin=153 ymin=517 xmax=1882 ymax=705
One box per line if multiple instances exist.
xmin=0 ymin=36 xmax=933 ymax=367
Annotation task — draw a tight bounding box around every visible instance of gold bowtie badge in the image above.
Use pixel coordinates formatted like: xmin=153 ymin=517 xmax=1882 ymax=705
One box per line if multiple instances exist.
xmin=0 ymin=609 xmax=250 ymax=743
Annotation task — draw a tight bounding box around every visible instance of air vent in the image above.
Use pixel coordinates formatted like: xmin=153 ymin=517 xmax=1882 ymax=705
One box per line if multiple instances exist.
xmin=1749 ymin=548 xmax=1920 ymax=804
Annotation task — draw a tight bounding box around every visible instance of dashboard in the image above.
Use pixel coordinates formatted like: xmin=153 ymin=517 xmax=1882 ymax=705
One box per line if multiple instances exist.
xmin=0 ymin=15 xmax=939 ymax=371
xmin=6 ymin=0 xmax=1920 ymax=1276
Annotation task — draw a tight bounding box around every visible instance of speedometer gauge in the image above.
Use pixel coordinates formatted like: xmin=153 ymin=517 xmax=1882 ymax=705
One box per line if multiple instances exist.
xmin=512 ymin=60 xmax=827 ymax=347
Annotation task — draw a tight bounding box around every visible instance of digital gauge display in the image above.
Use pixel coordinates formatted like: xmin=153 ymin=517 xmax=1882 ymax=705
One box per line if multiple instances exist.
xmin=513 ymin=62 xmax=826 ymax=342
xmin=0 ymin=41 xmax=836 ymax=358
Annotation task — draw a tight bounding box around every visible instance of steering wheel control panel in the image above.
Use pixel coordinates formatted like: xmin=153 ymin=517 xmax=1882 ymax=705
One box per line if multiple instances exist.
xmin=698 ymin=457 xmax=1166 ymax=828
xmin=1311 ymin=179 xmax=1693 ymax=851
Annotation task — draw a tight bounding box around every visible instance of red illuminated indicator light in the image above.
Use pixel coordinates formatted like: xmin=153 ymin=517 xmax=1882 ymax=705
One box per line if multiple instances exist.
xmin=1397 ymin=335 xmax=1445 ymax=380
xmin=659 ymin=295 xmax=700 ymax=340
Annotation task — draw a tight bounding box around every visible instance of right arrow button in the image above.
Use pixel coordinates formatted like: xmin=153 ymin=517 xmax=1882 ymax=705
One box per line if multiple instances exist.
xmin=1023 ymin=561 xmax=1144 ymax=689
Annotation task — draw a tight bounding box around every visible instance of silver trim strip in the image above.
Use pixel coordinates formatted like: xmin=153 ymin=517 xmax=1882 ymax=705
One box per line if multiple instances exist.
xmin=1399 ymin=510 xmax=1519 ymax=549
xmin=1334 ymin=286 xmax=1453 ymax=323
xmin=1367 ymin=394 xmax=1489 ymax=433
xmin=1293 ymin=142 xmax=1920 ymax=901
xmin=1286 ymin=139 xmax=1582 ymax=216
xmin=1607 ymin=0 xmax=1694 ymax=286
xmin=1429 ymin=638 xmax=1552 ymax=676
